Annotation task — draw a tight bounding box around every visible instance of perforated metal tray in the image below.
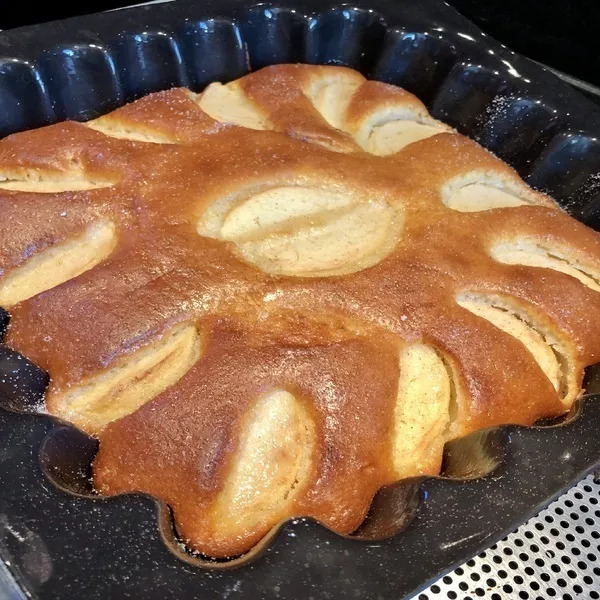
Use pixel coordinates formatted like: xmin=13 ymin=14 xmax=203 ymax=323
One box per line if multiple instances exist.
xmin=0 ymin=1 xmax=599 ymax=598
xmin=421 ymin=473 xmax=600 ymax=599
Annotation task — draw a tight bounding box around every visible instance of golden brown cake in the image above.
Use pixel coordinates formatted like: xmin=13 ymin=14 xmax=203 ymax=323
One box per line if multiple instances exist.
xmin=1 ymin=64 xmax=600 ymax=558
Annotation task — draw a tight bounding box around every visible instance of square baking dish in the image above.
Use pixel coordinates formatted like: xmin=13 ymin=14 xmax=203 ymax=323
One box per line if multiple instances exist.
xmin=0 ymin=0 xmax=599 ymax=598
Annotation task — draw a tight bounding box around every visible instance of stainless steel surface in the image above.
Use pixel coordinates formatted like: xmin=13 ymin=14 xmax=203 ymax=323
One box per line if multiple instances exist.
xmin=0 ymin=559 xmax=27 ymax=600
xmin=420 ymin=473 xmax=600 ymax=599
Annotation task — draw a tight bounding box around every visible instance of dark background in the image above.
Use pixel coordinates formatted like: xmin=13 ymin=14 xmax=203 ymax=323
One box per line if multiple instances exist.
xmin=0 ymin=0 xmax=599 ymax=86
xmin=448 ymin=0 xmax=600 ymax=87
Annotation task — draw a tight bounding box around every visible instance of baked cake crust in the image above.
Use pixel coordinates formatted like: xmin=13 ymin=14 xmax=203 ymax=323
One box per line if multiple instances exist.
xmin=1 ymin=64 xmax=599 ymax=557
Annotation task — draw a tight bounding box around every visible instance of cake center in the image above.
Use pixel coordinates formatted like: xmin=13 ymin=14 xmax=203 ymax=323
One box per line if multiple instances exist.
xmin=199 ymin=184 xmax=402 ymax=277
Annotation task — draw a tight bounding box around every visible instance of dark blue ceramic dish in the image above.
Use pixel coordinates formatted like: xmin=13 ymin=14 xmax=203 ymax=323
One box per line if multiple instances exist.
xmin=0 ymin=1 xmax=599 ymax=598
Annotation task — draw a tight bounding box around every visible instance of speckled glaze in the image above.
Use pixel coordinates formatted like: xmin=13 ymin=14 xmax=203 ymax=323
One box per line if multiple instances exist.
xmin=0 ymin=0 xmax=599 ymax=598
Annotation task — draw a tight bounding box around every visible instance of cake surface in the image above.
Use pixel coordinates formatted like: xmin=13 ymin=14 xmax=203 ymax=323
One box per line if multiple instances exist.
xmin=1 ymin=64 xmax=600 ymax=558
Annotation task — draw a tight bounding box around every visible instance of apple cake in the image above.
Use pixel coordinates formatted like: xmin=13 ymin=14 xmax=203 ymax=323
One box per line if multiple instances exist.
xmin=1 ymin=64 xmax=599 ymax=558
